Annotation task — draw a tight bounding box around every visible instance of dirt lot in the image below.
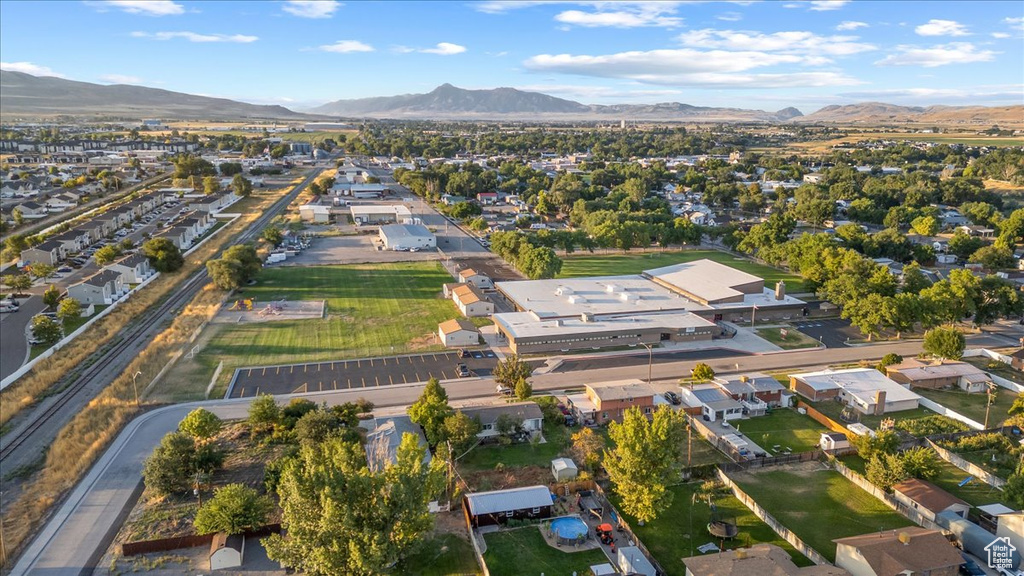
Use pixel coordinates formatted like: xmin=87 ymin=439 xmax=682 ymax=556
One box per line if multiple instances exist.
xmin=273 ymin=234 xmax=442 ymax=266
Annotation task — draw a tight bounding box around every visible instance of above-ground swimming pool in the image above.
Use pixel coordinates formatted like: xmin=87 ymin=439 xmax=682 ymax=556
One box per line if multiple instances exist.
xmin=550 ymin=516 xmax=589 ymax=543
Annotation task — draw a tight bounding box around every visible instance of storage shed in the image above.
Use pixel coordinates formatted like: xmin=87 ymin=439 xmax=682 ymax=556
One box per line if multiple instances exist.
xmin=464 ymin=485 xmax=553 ymax=528
xmin=551 ymin=458 xmax=579 ymax=482
xmin=209 ymin=533 xmax=244 ymax=570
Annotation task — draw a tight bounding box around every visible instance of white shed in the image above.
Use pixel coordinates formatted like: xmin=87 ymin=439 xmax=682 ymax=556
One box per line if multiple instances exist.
xmin=617 ymin=546 xmax=656 ymax=576
xmin=551 ymin=458 xmax=579 ymax=482
xmin=209 ymin=533 xmax=244 ymax=570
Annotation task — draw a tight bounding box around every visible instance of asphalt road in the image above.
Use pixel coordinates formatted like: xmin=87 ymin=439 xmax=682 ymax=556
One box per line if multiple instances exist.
xmin=0 ymin=296 xmax=45 ymax=380
xmin=790 ymin=318 xmax=861 ymax=348
xmin=10 ymin=337 xmax=952 ymax=576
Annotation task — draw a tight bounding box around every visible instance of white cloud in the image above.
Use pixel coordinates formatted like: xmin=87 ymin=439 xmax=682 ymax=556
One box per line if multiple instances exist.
xmin=839 ymin=85 xmax=1024 ymax=104
xmin=876 ymin=42 xmax=996 ymax=67
xmin=992 ymin=32 xmax=1011 ymax=39
xmin=1004 ymin=17 xmax=1024 ymax=31
xmin=86 ymin=1 xmax=184 ymax=16
xmin=318 ymin=40 xmax=374 ymax=53
xmin=282 ymin=1 xmax=341 ymax=19
xmin=554 ymin=4 xmax=683 ymax=28
xmin=421 ymin=42 xmax=467 ymax=55
xmin=836 ymin=21 xmax=868 ymax=31
xmin=808 ymin=1 xmax=849 ymax=11
xmin=131 ymin=31 xmax=258 ymax=42
xmin=523 ymin=49 xmax=862 ymax=87
xmin=99 ymin=73 xmax=143 ymax=84
xmin=915 ymin=19 xmax=970 ymax=36
xmin=678 ymin=28 xmax=875 ymax=57
xmin=717 ymin=12 xmax=742 ymax=22
xmin=515 ymin=83 xmax=684 ymax=100
xmin=0 ymin=61 xmax=65 ymax=77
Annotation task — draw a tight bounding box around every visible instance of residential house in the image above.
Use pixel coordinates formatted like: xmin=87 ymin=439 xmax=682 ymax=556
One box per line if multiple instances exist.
xmin=155 ymin=227 xmax=192 ymax=251
xmin=451 ymin=284 xmax=494 ymax=318
xmin=683 ymin=544 xmax=850 ymax=576
xmin=790 ymin=368 xmax=921 ymax=415
xmin=585 ymin=380 xmax=657 ymax=424
xmin=565 ymin=392 xmax=598 ymax=426
xmin=833 ymin=527 xmax=962 ymax=576
xmin=464 ymin=485 xmax=553 ymax=528
xmin=15 ymin=201 xmax=47 ymax=218
xmin=68 ymin=269 xmax=125 ymax=305
xmin=885 ymin=358 xmax=992 ymax=393
xmin=362 ymin=415 xmax=431 ymax=471
xmin=441 ymin=194 xmax=467 ymax=205
xmin=891 ymin=478 xmax=970 ymax=524
xmin=437 ymin=318 xmax=479 ymax=347
xmin=178 ymin=216 xmax=213 ymax=241
xmin=714 ymin=372 xmax=787 ymax=409
xmin=477 ymin=192 xmax=499 ymax=205
xmin=457 ymin=268 xmax=494 ymax=289
xmin=678 ymin=384 xmax=745 ymax=422
xmin=21 ymin=238 xmax=65 ymax=266
xmin=939 ymin=209 xmax=969 ymax=229
xmin=51 ymin=230 xmax=89 ymax=254
xmin=1009 ymin=349 xmax=1024 ymax=372
xmin=106 ymin=253 xmax=154 ymax=284
xmin=462 ymin=402 xmax=544 ymax=439
xmin=45 ymin=195 xmax=75 ymax=211
xmin=959 ymin=225 xmax=995 ymax=238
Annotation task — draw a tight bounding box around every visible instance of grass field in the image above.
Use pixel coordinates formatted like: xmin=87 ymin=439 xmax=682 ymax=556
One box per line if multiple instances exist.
xmin=202 ymin=262 xmax=459 ymax=384
xmin=608 ymin=482 xmax=813 ymax=576
xmin=557 ymin=250 xmax=807 ymax=291
xmin=915 ymin=387 xmax=1017 ymax=427
xmin=839 ymin=454 xmax=1005 ymax=508
xmin=734 ymin=467 xmax=913 ymax=561
xmin=732 ymin=410 xmax=830 ymax=454
xmin=756 ymin=327 xmax=820 ymax=350
xmin=458 ymin=410 xmax=572 ymax=473
xmin=482 ymin=528 xmax=608 ymax=576
xmin=402 ymin=533 xmax=481 ymax=576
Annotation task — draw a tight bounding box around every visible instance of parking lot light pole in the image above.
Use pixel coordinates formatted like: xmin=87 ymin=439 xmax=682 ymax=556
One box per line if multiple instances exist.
xmin=131 ymin=370 xmax=142 ymax=407
xmin=639 ymin=342 xmax=653 ymax=385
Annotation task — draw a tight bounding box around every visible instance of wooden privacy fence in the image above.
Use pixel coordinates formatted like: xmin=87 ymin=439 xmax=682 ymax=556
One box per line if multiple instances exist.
xmin=797 ymin=401 xmax=853 ymax=437
xmin=121 ymin=524 xmax=281 ymax=556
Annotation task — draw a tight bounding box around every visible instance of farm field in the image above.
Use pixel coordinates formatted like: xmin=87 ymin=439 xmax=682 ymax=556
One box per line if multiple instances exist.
xmin=608 ymin=482 xmax=813 ymax=576
xmin=733 ymin=465 xmax=913 ymax=562
xmin=200 ymin=263 xmax=459 ymax=394
xmin=557 ymin=250 xmax=807 ymax=291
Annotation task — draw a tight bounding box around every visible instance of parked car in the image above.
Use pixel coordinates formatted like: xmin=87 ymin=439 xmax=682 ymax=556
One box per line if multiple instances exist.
xmin=459 ymin=349 xmax=470 ymax=358
xmin=496 ymin=384 xmax=513 ymax=396
xmin=57 ymin=266 xmax=73 ymax=274
xmin=456 ymin=363 xmax=470 ymax=378
xmin=959 ymin=556 xmax=985 ymax=576
xmin=563 ymin=414 xmax=577 ymax=427
xmin=664 ymin=391 xmax=682 ymax=405
xmin=0 ymin=304 xmax=17 ymax=314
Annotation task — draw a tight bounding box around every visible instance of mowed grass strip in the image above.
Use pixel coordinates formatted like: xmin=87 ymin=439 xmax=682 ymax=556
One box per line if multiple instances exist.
xmin=482 ymin=528 xmax=608 ymax=576
xmin=915 ymin=387 xmax=1017 ymax=427
xmin=608 ymin=482 xmax=811 ymax=576
xmin=206 ymin=262 xmax=459 ymax=368
xmin=401 ymin=533 xmax=481 ymax=576
xmin=733 ymin=409 xmax=830 ymax=455
xmin=733 ymin=467 xmax=913 ymax=562
xmin=557 ymin=250 xmax=806 ymax=291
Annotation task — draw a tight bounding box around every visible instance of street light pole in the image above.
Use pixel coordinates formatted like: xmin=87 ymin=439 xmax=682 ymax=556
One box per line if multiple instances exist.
xmin=640 ymin=342 xmax=653 ymax=385
xmin=131 ymin=370 xmax=142 ymax=407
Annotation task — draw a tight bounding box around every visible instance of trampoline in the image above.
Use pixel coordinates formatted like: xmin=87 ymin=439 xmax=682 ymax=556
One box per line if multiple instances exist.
xmin=550 ymin=517 xmax=590 ymax=545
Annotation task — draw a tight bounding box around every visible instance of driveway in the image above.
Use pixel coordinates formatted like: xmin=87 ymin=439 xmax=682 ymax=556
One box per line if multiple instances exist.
xmin=0 ymin=295 xmax=45 ymax=380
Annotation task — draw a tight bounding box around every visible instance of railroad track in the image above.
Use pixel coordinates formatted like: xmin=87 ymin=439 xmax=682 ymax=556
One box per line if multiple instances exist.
xmin=0 ymin=168 xmax=321 ymax=464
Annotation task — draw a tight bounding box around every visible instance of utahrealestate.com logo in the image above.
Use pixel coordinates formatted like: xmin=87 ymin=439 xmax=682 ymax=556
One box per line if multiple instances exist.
xmin=985 ymin=536 xmax=1017 ymax=570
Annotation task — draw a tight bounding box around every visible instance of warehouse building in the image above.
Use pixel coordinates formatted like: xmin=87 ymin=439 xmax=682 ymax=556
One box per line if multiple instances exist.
xmin=350 ymin=204 xmax=411 ymax=224
xmin=379 ymin=224 xmax=436 ymax=251
xmin=491 ymin=259 xmax=801 ymax=354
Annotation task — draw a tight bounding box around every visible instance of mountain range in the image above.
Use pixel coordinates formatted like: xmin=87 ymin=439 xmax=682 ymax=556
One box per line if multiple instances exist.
xmin=1 ymin=71 xmax=1020 ymax=126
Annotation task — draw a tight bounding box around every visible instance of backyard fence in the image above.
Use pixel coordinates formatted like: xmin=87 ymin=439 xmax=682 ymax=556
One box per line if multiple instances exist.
xmin=797 ymin=401 xmax=854 ymax=437
xmin=121 ymin=524 xmax=281 ymax=556
xmin=925 ymin=438 xmax=1007 ymax=488
xmin=715 ymin=468 xmax=831 ymax=566
xmin=828 ymin=458 xmax=942 ymax=530
xmin=717 ymin=450 xmax=824 ymax=474
xmin=591 ymin=483 xmax=668 ymax=576
xmin=916 ymin=397 xmax=984 ymax=430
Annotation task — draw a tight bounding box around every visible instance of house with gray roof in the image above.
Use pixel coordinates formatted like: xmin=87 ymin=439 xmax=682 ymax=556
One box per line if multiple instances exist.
xmin=463 ymin=485 xmax=553 ymax=528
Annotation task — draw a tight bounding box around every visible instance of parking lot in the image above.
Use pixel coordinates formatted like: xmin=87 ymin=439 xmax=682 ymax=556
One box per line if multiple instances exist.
xmin=276 ymin=233 xmax=442 ymax=266
xmin=226 ymin=349 xmax=501 ymax=398
xmin=789 ymin=318 xmax=859 ymax=348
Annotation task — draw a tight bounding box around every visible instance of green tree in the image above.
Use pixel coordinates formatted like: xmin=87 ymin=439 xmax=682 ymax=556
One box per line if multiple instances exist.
xmin=219 ymin=162 xmax=243 ymax=176
xmin=30 ymin=263 xmax=55 ymax=282
xmin=517 ymin=245 xmax=562 ymax=279
xmin=31 ymin=315 xmax=62 ymax=346
xmin=142 ymin=238 xmax=184 ymax=272
xmin=910 ymin=215 xmax=939 ymax=237
xmin=223 ymin=244 xmax=261 ymax=282
xmin=4 ymin=274 xmax=31 ymax=296
xmin=570 ymin=427 xmax=605 ymax=473
xmin=42 ymin=284 xmax=61 ymax=308
xmin=948 ymin=230 xmax=987 ymax=260
xmin=850 ymin=429 xmax=899 ymax=460
xmin=493 ymin=354 xmax=533 ymax=388
xmin=294 ymin=409 xmax=342 ymax=445
xmin=900 ymin=262 xmax=932 ymax=294
xmin=203 ymin=176 xmax=221 ymax=195
xmin=923 ymin=327 xmax=966 ymax=360
xmin=56 ymin=297 xmax=82 ymax=324
xmin=142 ymin=431 xmax=198 ymax=495
xmin=262 ymin=226 xmax=284 ymax=247
xmin=408 ymin=378 xmax=453 ymax=446
xmin=263 ymin=434 xmax=445 ymax=575
xmin=691 ymin=363 xmax=715 ymax=382
xmin=194 ymin=483 xmax=272 ymax=535
xmin=514 ymin=377 xmax=533 ymax=400
xmin=900 ymin=446 xmax=939 ymax=481
xmin=603 ymin=406 xmax=687 ymax=523
xmin=866 ymin=452 xmax=906 ymax=491
xmin=1005 ymin=473 xmax=1024 ymax=510
xmin=179 ymin=408 xmax=223 ymax=441
xmin=440 ymin=411 xmax=481 ymax=456
xmin=232 ymin=173 xmax=253 ymax=197
xmin=12 ymin=207 xmax=24 ymax=226
xmin=94 ymin=244 xmax=123 ymax=266
xmin=207 ymin=258 xmax=244 ymax=290
xmin=970 ymin=244 xmax=1015 ymax=270
xmin=248 ymin=394 xmax=280 ymax=437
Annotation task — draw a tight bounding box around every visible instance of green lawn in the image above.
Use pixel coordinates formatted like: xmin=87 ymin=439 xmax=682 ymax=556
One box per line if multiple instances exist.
xmin=608 ymin=482 xmax=812 ymax=576
xmin=732 ymin=410 xmax=830 ymax=454
xmin=915 ymin=387 xmax=1017 ymax=427
xmin=963 ymin=357 xmax=1024 ymax=384
xmin=204 ymin=263 xmax=459 ymax=370
xmin=401 ymin=533 xmax=481 ymax=576
xmin=840 ymin=454 xmax=1005 ymax=509
xmin=459 ymin=400 xmax=573 ymax=473
xmin=482 ymin=528 xmax=608 ymax=576
xmin=808 ymin=399 xmax=936 ymax=430
xmin=734 ymin=468 xmax=913 ymax=562
xmin=556 ymin=250 xmax=807 ymax=291
xmin=755 ymin=327 xmax=820 ymax=350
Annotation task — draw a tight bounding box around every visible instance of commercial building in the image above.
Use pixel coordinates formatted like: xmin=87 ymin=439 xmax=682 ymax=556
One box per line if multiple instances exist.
xmin=492 ymin=259 xmax=802 ymax=354
xmin=350 ymin=204 xmax=412 ymax=225
xmin=379 ymin=224 xmax=436 ymax=251
xmin=299 ymin=204 xmax=331 ymax=223
xmin=790 ymin=368 xmax=921 ymax=415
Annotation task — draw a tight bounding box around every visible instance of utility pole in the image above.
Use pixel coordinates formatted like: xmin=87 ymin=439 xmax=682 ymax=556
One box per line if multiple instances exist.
xmin=984 ymin=383 xmax=997 ymax=429
xmin=131 ymin=370 xmax=142 ymax=407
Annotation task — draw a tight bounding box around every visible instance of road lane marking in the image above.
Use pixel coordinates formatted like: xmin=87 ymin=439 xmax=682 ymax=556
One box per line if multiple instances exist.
xmin=361 ymin=377 xmax=366 ymax=387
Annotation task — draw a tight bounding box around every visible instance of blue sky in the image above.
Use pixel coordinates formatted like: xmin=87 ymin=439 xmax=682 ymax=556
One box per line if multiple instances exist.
xmin=1 ymin=0 xmax=1021 ymax=113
